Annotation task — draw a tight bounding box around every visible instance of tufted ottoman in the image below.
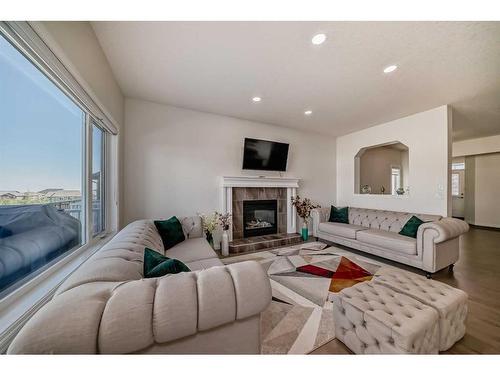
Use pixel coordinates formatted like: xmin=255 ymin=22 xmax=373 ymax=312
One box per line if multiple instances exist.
xmin=373 ymin=269 xmax=468 ymax=351
xmin=332 ymin=282 xmax=440 ymax=353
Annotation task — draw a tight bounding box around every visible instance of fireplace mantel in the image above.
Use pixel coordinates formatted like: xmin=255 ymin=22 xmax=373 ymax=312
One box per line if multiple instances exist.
xmin=220 ymin=176 xmax=299 ymax=189
xmin=220 ymin=176 xmax=299 ymax=241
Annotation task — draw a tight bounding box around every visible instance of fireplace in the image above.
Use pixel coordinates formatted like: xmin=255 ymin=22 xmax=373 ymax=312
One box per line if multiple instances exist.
xmin=243 ymin=200 xmax=278 ymax=238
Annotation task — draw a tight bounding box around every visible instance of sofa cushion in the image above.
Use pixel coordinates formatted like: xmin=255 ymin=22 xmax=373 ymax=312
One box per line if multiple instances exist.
xmin=356 ymin=229 xmax=417 ymax=255
xmin=329 ymin=206 xmax=349 ymax=224
xmin=143 ymin=248 xmax=190 ymax=278
xmin=154 ymin=217 xmax=185 ymax=250
xmin=399 ymin=215 xmax=425 ymax=238
xmin=318 ymin=222 xmax=366 ymax=239
xmin=186 ymin=257 xmax=224 ymax=271
xmin=165 ymin=237 xmax=218 ymax=263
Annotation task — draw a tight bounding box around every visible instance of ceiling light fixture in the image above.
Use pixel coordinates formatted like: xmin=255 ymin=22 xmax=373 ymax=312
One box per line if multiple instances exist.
xmin=383 ymin=65 xmax=398 ymax=73
xmin=311 ymin=33 xmax=327 ymax=45
xmin=252 ymin=96 xmax=262 ymax=102
xmin=304 ymin=110 xmax=313 ymax=115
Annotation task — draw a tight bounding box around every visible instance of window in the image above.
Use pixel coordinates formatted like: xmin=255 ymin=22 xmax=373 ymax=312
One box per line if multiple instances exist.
xmin=452 ymin=162 xmax=465 ymax=170
xmin=391 ymin=166 xmax=401 ymax=195
xmin=92 ymin=124 xmax=105 ymax=235
xmin=452 ymin=173 xmax=460 ymax=196
xmin=0 ymin=33 xmax=108 ymax=295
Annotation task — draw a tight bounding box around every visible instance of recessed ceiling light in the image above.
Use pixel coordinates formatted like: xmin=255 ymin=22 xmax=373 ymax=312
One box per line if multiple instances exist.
xmin=252 ymin=96 xmax=262 ymax=102
xmin=383 ymin=65 xmax=398 ymax=73
xmin=304 ymin=110 xmax=313 ymax=115
xmin=311 ymin=33 xmax=327 ymax=45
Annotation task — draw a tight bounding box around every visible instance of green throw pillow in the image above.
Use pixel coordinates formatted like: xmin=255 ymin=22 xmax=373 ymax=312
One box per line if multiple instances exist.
xmin=329 ymin=206 xmax=349 ymax=224
xmin=154 ymin=216 xmax=185 ymax=250
xmin=399 ymin=215 xmax=425 ymax=238
xmin=143 ymin=247 xmax=190 ymax=278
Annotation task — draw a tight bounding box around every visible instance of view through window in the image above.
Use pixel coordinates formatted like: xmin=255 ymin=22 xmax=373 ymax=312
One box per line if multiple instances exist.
xmin=0 ymin=34 xmax=106 ymax=295
xmin=92 ymin=124 xmax=105 ymax=235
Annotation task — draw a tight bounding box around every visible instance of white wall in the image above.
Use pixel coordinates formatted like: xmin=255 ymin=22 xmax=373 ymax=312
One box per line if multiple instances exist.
xmin=464 ymin=153 xmax=500 ymax=228
xmin=123 ymin=98 xmax=336 ymax=226
xmin=453 ymin=134 xmax=500 ymax=157
xmin=33 ymin=21 xmax=124 ymax=128
xmin=336 ymin=106 xmax=451 ymax=216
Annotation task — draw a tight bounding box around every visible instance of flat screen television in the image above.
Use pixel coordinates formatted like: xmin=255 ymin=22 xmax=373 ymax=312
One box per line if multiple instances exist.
xmin=242 ymin=138 xmax=289 ymax=172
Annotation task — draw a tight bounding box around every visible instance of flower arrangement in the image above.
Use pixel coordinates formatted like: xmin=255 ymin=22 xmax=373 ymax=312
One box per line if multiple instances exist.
xmin=218 ymin=212 xmax=231 ymax=231
xmin=291 ymin=195 xmax=320 ymax=225
xmin=198 ymin=212 xmax=218 ymax=248
xmin=198 ymin=212 xmax=219 ymax=234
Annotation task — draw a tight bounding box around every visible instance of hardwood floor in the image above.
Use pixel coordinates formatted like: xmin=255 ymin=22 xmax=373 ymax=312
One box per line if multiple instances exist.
xmin=310 ymin=227 xmax=500 ymax=354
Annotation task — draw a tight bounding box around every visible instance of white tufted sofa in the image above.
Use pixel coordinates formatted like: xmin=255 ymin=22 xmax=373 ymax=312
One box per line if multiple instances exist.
xmin=7 ymin=218 xmax=272 ymax=354
xmin=312 ymin=207 xmax=469 ymax=276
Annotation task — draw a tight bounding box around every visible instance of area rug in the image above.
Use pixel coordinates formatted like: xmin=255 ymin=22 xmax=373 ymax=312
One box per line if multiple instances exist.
xmin=221 ymin=242 xmax=387 ymax=354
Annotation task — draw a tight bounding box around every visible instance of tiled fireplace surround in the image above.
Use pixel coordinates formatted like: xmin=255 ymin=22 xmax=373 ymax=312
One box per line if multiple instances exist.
xmin=219 ymin=176 xmax=299 ymax=242
xmin=232 ymin=187 xmax=287 ymax=240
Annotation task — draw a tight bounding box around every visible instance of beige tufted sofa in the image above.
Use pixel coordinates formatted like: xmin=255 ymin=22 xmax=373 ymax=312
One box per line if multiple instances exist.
xmin=7 ymin=218 xmax=272 ymax=354
xmin=312 ymin=207 xmax=469 ymax=276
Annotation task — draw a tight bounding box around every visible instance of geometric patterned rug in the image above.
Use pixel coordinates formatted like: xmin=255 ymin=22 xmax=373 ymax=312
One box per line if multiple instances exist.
xmin=221 ymin=242 xmax=386 ymax=354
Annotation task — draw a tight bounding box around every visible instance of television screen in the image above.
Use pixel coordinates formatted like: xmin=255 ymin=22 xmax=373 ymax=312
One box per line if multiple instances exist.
xmin=242 ymin=138 xmax=289 ymax=171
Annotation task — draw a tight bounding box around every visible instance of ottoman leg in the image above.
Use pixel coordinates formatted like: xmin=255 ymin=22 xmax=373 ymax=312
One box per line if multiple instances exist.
xmin=425 ymin=272 xmax=432 ymax=279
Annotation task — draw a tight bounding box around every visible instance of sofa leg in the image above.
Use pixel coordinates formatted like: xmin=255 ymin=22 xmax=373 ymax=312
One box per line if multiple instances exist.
xmin=448 ymin=264 xmax=455 ymax=272
xmin=425 ymin=272 xmax=432 ymax=279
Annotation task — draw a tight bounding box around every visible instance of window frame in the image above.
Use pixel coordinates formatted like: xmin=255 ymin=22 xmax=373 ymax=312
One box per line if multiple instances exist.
xmin=91 ymin=120 xmax=106 ymax=237
xmin=0 ymin=21 xmax=117 ymax=347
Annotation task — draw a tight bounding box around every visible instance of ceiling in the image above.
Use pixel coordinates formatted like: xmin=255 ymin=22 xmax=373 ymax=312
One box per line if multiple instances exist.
xmin=91 ymin=22 xmax=500 ymax=141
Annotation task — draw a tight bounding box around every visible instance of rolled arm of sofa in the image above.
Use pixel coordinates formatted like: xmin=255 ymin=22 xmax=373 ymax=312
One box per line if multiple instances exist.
xmin=311 ymin=207 xmax=331 ymax=237
xmin=8 ymin=261 xmax=271 ymax=354
xmin=418 ymin=218 xmax=470 ymax=245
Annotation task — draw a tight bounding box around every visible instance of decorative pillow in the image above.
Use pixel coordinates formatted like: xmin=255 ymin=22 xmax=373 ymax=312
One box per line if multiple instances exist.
xmin=328 ymin=206 xmax=349 ymax=224
xmin=0 ymin=226 xmax=12 ymax=239
xmin=143 ymin=247 xmax=190 ymax=278
xmin=154 ymin=216 xmax=185 ymax=250
xmin=399 ymin=215 xmax=425 ymax=238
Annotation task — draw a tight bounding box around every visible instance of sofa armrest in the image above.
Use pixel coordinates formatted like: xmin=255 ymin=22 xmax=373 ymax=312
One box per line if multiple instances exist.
xmin=311 ymin=207 xmax=331 ymax=237
xmin=418 ymin=218 xmax=470 ymax=245
xmin=8 ymin=261 xmax=271 ymax=354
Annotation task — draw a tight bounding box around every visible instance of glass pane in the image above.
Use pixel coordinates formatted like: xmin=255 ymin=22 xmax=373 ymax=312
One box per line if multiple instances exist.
xmin=92 ymin=124 xmax=105 ymax=235
xmin=452 ymin=174 xmax=460 ymax=196
xmin=0 ymin=35 xmax=84 ymax=294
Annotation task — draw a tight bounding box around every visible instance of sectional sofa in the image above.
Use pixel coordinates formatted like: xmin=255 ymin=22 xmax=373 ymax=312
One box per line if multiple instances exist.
xmin=8 ymin=217 xmax=272 ymax=354
xmin=312 ymin=207 xmax=469 ymax=277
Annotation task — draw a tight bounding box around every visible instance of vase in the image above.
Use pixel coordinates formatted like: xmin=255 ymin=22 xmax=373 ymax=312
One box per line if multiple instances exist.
xmin=205 ymin=231 xmax=214 ymax=249
xmin=301 ymin=222 xmax=309 ymax=241
xmin=221 ymin=230 xmax=229 ymax=257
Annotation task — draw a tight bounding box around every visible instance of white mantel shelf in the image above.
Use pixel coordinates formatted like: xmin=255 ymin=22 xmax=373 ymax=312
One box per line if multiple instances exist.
xmin=220 ymin=176 xmax=299 ymax=188
xmin=219 ymin=176 xmax=300 ymax=241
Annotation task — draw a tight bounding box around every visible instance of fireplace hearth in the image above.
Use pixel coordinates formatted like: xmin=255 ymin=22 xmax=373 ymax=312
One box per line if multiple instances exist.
xmin=243 ymin=200 xmax=278 ymax=238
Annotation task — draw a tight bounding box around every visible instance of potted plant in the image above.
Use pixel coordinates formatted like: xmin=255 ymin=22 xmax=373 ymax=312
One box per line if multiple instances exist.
xmin=199 ymin=212 xmax=219 ymax=248
xmin=218 ymin=212 xmax=231 ymax=257
xmin=291 ymin=195 xmax=320 ymax=241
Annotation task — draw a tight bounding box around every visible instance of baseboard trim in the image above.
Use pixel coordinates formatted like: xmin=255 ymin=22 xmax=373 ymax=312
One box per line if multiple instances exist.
xmin=470 ymin=224 xmax=500 ymax=232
